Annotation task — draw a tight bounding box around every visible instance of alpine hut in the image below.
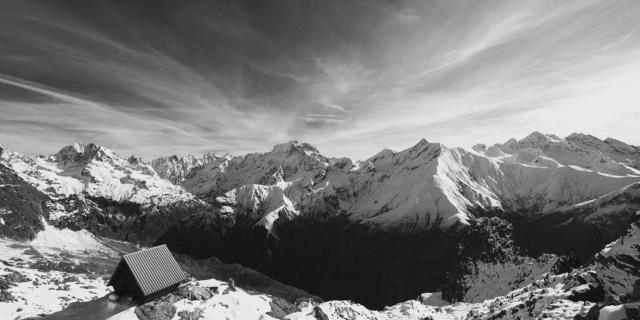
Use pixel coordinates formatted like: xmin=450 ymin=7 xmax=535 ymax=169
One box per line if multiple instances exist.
xmin=107 ymin=244 xmax=187 ymax=302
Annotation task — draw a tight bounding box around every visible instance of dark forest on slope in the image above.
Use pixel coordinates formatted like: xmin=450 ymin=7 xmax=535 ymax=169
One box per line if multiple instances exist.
xmin=156 ymin=206 xmax=636 ymax=309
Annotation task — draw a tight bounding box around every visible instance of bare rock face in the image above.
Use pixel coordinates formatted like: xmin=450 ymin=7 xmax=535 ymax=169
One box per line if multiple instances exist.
xmin=152 ymin=153 xmax=227 ymax=185
xmin=267 ymin=296 xmax=299 ymax=319
xmin=472 ymin=143 xmax=487 ymax=153
xmin=0 ymin=164 xmax=47 ymax=240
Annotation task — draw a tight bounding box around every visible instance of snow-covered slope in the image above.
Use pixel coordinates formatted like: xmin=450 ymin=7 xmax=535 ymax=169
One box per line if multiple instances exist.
xmin=337 ymin=143 xmax=639 ymax=227
xmin=216 ymin=183 xmax=300 ymax=231
xmin=557 ymin=182 xmax=640 ymax=226
xmin=0 ymin=143 xmax=193 ymax=207
xmin=334 ymin=141 xmax=493 ymax=227
xmin=107 ymin=279 xmax=280 ymax=320
xmin=0 ymin=144 xmax=205 ymax=244
xmin=0 ymin=223 xmax=127 ymax=319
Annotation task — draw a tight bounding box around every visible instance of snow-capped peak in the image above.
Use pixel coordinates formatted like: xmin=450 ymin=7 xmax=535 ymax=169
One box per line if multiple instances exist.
xmin=0 ymin=142 xmax=194 ymax=206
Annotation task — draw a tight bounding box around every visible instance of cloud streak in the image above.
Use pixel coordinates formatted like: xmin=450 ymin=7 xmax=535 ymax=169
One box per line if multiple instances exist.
xmin=0 ymin=0 xmax=639 ymax=159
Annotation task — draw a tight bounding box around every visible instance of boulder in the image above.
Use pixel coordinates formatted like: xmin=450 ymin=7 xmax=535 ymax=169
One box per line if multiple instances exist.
xmin=179 ymin=285 xmax=212 ymax=301
xmin=0 ymin=277 xmax=13 ymax=290
xmin=625 ymin=302 xmax=640 ymax=319
xmin=3 ymin=271 xmax=29 ymax=283
xmin=135 ymin=300 xmax=177 ymax=320
xmin=0 ymin=289 xmax=16 ymax=302
xmin=573 ymin=303 xmax=602 ymax=320
xmin=178 ymin=308 xmax=204 ymax=320
xmin=567 ymin=283 xmax=604 ymax=303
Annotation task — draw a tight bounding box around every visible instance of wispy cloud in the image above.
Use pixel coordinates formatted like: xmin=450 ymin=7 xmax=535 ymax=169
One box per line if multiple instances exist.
xmin=0 ymin=0 xmax=638 ymax=159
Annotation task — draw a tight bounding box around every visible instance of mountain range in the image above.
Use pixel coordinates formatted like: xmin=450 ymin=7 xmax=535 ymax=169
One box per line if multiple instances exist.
xmin=1 ymin=131 xmax=640 ymax=319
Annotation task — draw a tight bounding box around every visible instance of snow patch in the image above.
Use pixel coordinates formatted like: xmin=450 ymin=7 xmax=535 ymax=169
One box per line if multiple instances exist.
xmin=30 ymin=221 xmax=113 ymax=253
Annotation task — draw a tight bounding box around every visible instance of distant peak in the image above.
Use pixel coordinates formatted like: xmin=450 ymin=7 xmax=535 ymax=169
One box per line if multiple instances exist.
xmin=472 ymin=143 xmax=487 ymax=153
xmin=369 ymin=148 xmax=395 ymax=161
xmin=408 ymin=138 xmax=442 ymax=152
xmin=520 ymin=131 xmax=561 ymax=144
xmin=604 ymin=137 xmax=638 ymax=153
xmin=566 ymin=132 xmax=602 ymax=142
xmin=54 ymin=142 xmax=117 ymax=165
xmin=504 ymin=138 xmax=518 ymax=145
xmin=127 ymin=155 xmax=144 ymax=164
xmin=71 ymin=142 xmax=84 ymax=153
xmin=410 ymin=138 xmax=433 ymax=149
xmin=271 ymin=140 xmax=320 ymax=155
xmin=156 ymin=152 xmax=222 ymax=163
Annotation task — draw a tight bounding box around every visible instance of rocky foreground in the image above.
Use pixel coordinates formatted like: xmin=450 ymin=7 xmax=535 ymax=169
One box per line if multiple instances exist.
xmin=0 ymin=221 xmax=637 ymax=320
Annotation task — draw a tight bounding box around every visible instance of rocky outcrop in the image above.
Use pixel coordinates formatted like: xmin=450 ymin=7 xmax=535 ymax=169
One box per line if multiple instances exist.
xmin=152 ymin=153 xmax=228 ymax=185
xmin=52 ymin=194 xmax=214 ymax=244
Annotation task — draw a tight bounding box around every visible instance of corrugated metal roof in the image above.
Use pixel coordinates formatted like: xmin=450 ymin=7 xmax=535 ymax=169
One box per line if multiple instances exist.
xmin=120 ymin=244 xmax=186 ymax=297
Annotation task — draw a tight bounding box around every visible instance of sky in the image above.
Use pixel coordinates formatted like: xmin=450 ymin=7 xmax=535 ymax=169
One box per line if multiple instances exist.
xmin=0 ymin=0 xmax=639 ymax=160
